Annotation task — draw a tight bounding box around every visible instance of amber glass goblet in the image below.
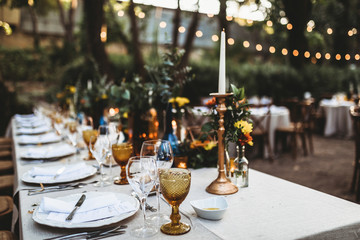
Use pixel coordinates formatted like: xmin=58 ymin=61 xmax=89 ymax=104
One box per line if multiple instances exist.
xmin=160 ymin=168 xmax=191 ymax=235
xmin=112 ymin=143 xmax=133 ymax=185
xmin=82 ymin=129 xmax=98 ymax=160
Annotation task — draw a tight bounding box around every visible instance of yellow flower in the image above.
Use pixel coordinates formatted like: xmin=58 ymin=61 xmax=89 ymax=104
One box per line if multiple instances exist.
xmin=203 ymin=141 xmax=217 ymax=151
xmin=122 ymin=112 xmax=128 ymax=119
xmin=168 ymin=97 xmax=190 ymax=108
xmin=234 ymin=120 xmax=253 ymax=134
xmin=101 ymin=93 xmax=108 ymax=99
xmin=69 ymin=86 xmax=76 ymax=94
xmin=176 ymin=97 xmax=190 ymax=107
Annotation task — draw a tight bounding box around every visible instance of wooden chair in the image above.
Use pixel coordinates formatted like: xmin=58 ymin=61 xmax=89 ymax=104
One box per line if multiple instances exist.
xmin=0 ymin=196 xmax=13 ymax=231
xmin=275 ymin=99 xmax=315 ymax=160
xmin=250 ymin=105 xmax=273 ymax=161
xmin=0 ymin=175 xmax=14 ymax=196
xmin=0 ymin=231 xmax=14 ymax=240
xmin=0 ymin=161 xmax=13 ymax=175
xmin=349 ymin=105 xmax=360 ymax=201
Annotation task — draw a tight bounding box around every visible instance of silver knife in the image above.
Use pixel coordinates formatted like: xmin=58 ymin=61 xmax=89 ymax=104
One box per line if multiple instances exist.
xmin=65 ymin=194 xmax=86 ymax=221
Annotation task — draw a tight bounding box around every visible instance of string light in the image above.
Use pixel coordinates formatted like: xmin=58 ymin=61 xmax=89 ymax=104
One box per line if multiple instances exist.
xmin=159 ymin=21 xmax=167 ymax=28
xmin=256 ymin=44 xmax=262 ymax=51
xmin=243 ymin=41 xmax=250 ymax=48
xmin=196 ymin=30 xmax=203 ymax=38
xmin=117 ymin=10 xmax=124 ymax=17
xmin=178 ymin=26 xmax=186 ymax=33
xmin=226 ymin=16 xmax=233 ymax=21
xmin=228 ymin=38 xmax=235 ymax=45
xmin=212 ymin=35 xmax=219 ymax=42
xmin=138 ymin=12 xmax=145 ymax=19
xmin=125 ymin=13 xmax=360 ymax=63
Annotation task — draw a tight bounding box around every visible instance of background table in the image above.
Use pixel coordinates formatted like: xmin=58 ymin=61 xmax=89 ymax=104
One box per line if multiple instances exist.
xmin=250 ymin=105 xmax=290 ymax=158
xmin=320 ymin=99 xmax=354 ymax=138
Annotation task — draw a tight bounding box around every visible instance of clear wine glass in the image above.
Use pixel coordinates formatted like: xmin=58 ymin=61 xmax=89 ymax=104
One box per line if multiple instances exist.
xmin=140 ymin=139 xmax=174 ymax=225
xmin=89 ymin=126 xmax=111 ymax=187
xmin=126 ymin=156 xmax=158 ymax=238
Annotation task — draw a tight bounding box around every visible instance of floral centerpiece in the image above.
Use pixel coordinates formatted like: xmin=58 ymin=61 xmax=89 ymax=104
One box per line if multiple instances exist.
xmin=203 ymin=84 xmax=253 ymax=150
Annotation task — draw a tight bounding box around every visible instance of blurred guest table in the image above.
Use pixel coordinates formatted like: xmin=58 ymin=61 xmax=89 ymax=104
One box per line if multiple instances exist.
xmin=10 ymin=114 xmax=360 ymax=240
xmin=320 ymin=98 xmax=355 ymax=138
xmin=250 ymin=105 xmax=290 ymax=158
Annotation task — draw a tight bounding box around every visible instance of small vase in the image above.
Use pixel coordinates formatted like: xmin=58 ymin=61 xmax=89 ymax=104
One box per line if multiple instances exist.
xmin=234 ymin=145 xmax=249 ymax=188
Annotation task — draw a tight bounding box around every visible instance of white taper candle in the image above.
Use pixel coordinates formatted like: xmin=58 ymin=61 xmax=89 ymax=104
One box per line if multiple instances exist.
xmin=218 ymin=29 xmax=226 ymax=94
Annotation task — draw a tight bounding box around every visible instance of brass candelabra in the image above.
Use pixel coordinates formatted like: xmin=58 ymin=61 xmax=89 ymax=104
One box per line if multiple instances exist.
xmin=206 ymin=93 xmax=238 ymax=195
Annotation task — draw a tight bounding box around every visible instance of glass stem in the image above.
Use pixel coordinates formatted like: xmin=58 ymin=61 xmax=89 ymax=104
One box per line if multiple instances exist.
xmin=100 ymin=163 xmax=104 ymax=186
xmin=155 ymin=182 xmax=160 ymax=215
xmin=141 ymin=197 xmax=147 ymax=227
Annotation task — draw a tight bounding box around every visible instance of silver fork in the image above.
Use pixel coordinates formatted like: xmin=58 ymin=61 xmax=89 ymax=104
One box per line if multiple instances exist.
xmin=131 ymin=192 xmax=157 ymax=212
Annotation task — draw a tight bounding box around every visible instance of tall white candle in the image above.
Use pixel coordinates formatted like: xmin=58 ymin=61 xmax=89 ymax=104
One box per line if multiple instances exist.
xmin=218 ymin=29 xmax=226 ymax=94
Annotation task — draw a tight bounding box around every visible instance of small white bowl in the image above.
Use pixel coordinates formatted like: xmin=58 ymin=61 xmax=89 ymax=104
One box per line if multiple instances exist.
xmin=190 ymin=196 xmax=228 ymax=220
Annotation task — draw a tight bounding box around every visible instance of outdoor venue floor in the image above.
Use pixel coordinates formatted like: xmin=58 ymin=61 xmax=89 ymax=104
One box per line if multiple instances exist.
xmin=251 ymin=134 xmax=356 ymax=203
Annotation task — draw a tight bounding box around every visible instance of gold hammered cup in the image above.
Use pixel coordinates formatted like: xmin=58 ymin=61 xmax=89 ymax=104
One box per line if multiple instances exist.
xmin=82 ymin=130 xmax=98 ymax=160
xmin=160 ymin=168 xmax=191 ymax=235
xmin=112 ymin=143 xmax=133 ymax=185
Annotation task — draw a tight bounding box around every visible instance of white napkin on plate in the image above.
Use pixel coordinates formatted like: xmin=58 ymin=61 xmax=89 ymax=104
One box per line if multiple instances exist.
xmin=17 ymin=125 xmax=51 ymax=135
xmin=18 ymin=132 xmax=61 ymax=145
xmin=28 ymin=162 xmax=92 ymax=180
xmin=39 ymin=193 xmax=137 ymax=223
xmin=21 ymin=143 xmax=76 ymax=159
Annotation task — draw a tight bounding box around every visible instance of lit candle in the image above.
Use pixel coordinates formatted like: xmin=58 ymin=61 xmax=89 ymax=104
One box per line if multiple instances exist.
xmin=218 ymin=29 xmax=226 ymax=94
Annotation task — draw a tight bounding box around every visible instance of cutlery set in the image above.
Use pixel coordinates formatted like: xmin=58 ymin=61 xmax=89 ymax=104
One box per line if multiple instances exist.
xmin=43 ymin=225 xmax=127 ymax=240
xmin=27 ymin=181 xmax=98 ymax=195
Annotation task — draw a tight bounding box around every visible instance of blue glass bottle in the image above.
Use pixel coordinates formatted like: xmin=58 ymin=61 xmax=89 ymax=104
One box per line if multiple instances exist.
xmin=162 ymin=103 xmax=179 ymax=155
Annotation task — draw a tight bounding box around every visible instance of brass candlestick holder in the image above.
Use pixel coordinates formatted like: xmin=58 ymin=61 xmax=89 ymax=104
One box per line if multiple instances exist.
xmin=206 ymin=93 xmax=238 ymax=195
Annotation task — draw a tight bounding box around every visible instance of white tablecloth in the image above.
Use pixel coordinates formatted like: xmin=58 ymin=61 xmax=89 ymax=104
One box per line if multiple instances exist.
xmin=11 ymin=116 xmax=360 ymax=240
xmin=251 ymin=105 xmax=291 ymax=157
xmin=320 ymin=99 xmax=354 ymax=138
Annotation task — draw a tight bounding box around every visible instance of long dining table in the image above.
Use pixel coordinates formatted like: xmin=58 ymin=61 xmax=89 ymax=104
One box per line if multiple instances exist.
xmin=10 ymin=115 xmax=360 ymax=240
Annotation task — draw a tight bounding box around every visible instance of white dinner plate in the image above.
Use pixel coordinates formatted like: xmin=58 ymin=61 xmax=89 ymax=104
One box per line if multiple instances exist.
xmin=21 ymin=164 xmax=97 ymax=184
xmin=32 ymin=192 xmax=139 ymax=228
xmin=17 ymin=132 xmax=61 ymax=145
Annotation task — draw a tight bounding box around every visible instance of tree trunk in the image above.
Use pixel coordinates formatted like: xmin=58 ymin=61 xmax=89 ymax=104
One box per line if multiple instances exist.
xmin=27 ymin=5 xmax=39 ymax=49
xmin=172 ymin=0 xmax=181 ymax=49
xmin=83 ymin=0 xmax=113 ymax=81
xmin=180 ymin=9 xmax=199 ymax=68
xmin=282 ymin=0 xmax=312 ymax=68
xmin=128 ymin=0 xmax=145 ymax=79
xmin=218 ymin=0 xmax=229 ymax=36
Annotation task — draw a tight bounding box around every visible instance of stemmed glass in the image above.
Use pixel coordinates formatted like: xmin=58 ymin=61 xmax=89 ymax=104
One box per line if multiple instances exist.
xmin=82 ymin=129 xmax=98 ymax=160
xmin=160 ymin=168 xmax=191 ymax=235
xmin=126 ymin=156 xmax=158 ymax=238
xmin=140 ymin=140 xmax=174 ymax=225
xmin=89 ymin=125 xmax=111 ymax=187
xmin=112 ymin=142 xmax=133 ymax=185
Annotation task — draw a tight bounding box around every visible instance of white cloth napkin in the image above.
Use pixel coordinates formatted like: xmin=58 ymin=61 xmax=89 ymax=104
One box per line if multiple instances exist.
xmin=17 ymin=125 xmax=51 ymax=135
xmin=39 ymin=193 xmax=137 ymax=223
xmin=18 ymin=132 xmax=61 ymax=145
xmin=21 ymin=143 xmax=76 ymax=159
xmin=28 ymin=162 xmax=92 ymax=181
